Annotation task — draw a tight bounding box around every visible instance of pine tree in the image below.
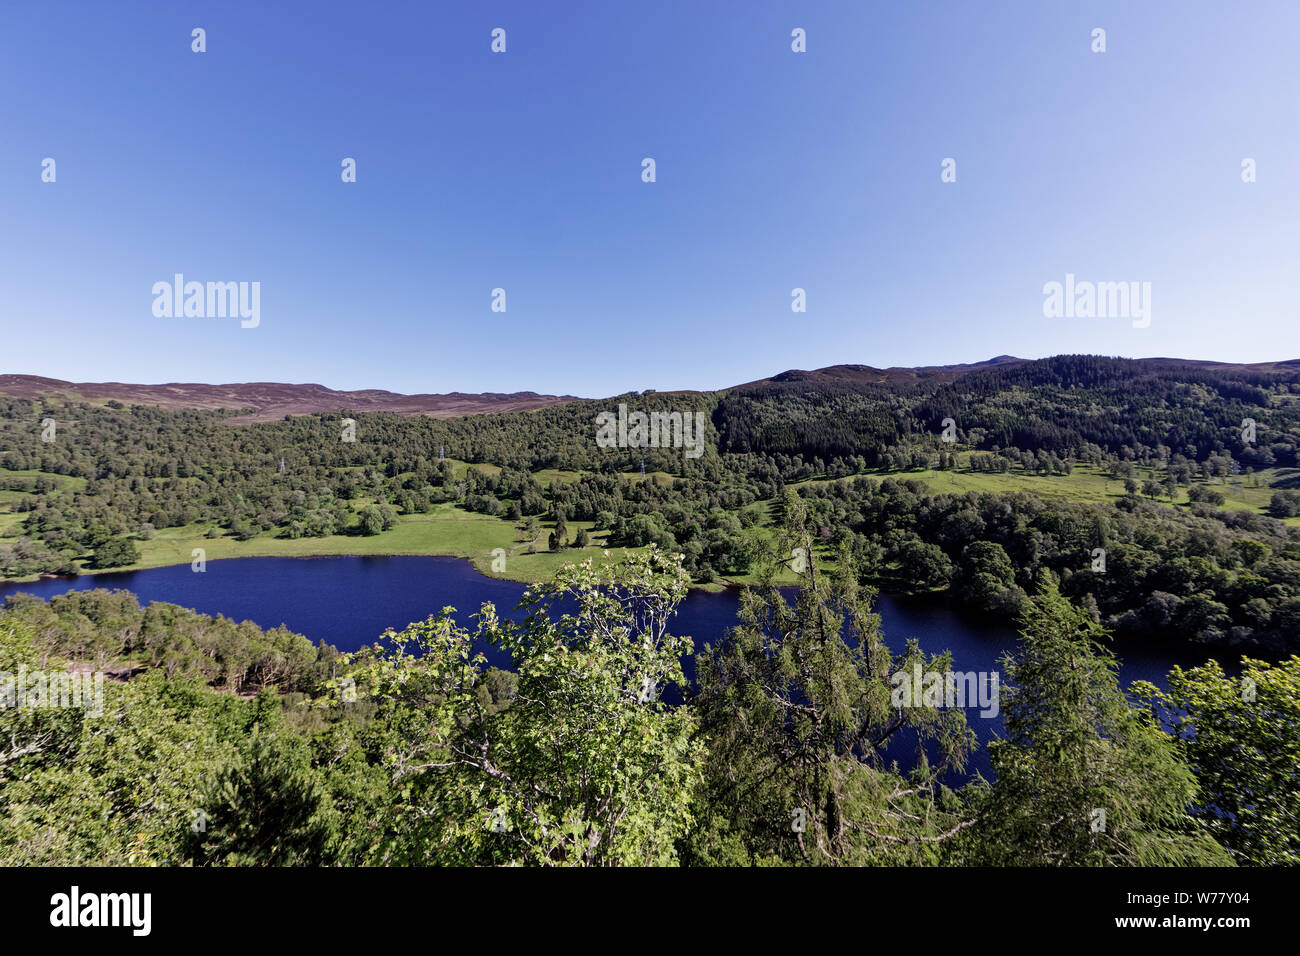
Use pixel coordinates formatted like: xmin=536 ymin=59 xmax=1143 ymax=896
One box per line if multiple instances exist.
xmin=687 ymin=496 xmax=974 ymax=865
xmin=962 ymin=583 xmax=1232 ymax=866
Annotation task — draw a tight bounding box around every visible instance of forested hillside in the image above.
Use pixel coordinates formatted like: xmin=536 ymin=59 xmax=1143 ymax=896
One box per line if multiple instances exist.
xmin=5 ymin=528 xmax=1294 ymax=868
xmin=3 ymin=528 xmax=1295 ymax=867
xmin=4 ymin=356 xmax=1300 ymax=652
xmin=3 ymin=356 xmax=1299 ymax=868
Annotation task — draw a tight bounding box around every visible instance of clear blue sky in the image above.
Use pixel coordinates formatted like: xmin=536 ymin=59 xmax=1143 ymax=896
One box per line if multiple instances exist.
xmin=2 ymin=1 xmax=1297 ymax=397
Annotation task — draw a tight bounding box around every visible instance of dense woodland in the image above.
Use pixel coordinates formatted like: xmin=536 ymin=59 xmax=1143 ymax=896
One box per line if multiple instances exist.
xmin=799 ymin=476 xmax=1300 ymax=654
xmin=3 ymin=356 xmax=1300 ymax=653
xmin=1 ymin=520 xmax=1295 ymax=867
xmin=1 ymin=355 xmax=1298 ymax=866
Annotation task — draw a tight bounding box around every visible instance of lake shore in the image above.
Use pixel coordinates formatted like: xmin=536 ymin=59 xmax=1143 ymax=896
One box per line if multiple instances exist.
xmin=0 ymin=501 xmax=785 ymax=592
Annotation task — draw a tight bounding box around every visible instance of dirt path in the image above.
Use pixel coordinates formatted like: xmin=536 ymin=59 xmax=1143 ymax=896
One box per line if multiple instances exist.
xmin=509 ymin=530 xmax=545 ymax=554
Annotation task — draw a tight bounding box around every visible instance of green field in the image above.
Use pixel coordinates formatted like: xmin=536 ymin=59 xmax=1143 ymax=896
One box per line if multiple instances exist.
xmin=531 ymin=468 xmax=582 ymax=487
xmin=533 ymin=467 xmax=675 ymax=488
xmin=446 ymin=459 xmax=501 ymax=480
xmin=0 ymin=468 xmax=87 ymax=492
xmin=0 ymin=464 xmax=680 ymax=585
xmin=0 ymin=469 xmax=78 ymax=540
xmin=3 ymin=460 xmax=1296 ymax=587
xmin=115 ymin=503 xmax=623 ymax=584
xmin=794 ymin=462 xmax=1296 ymax=522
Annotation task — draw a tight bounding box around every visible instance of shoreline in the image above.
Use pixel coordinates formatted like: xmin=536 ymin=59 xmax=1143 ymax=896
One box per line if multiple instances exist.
xmin=0 ymin=546 xmax=746 ymax=593
xmin=0 ymin=553 xmax=1263 ymax=669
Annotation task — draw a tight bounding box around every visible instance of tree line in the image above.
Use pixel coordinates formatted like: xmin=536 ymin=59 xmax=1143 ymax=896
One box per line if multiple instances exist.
xmin=2 ymin=518 xmax=1294 ymax=867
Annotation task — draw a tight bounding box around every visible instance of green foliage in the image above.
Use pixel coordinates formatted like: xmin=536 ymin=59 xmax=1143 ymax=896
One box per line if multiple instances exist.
xmin=1138 ymin=655 xmax=1300 ymax=865
xmin=337 ymin=547 xmax=704 ymax=865
xmin=958 ymin=540 xmax=1026 ymax=615
xmin=688 ymin=500 xmax=974 ymax=865
xmin=962 ymin=585 xmax=1233 ymax=866
xmin=1 ymin=588 xmax=335 ymax=694
xmin=89 ymin=535 xmax=139 ymax=568
xmin=186 ymin=702 xmax=338 ymax=866
xmin=894 ymin=538 xmax=954 ymax=590
xmin=799 ymin=475 xmax=1299 ymax=653
xmin=0 ymin=656 xmax=250 ymax=865
xmin=0 ymin=549 xmax=1284 ymax=868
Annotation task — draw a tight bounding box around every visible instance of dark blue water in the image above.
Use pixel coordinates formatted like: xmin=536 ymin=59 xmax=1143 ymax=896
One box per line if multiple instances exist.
xmin=0 ymin=556 xmax=1230 ymax=779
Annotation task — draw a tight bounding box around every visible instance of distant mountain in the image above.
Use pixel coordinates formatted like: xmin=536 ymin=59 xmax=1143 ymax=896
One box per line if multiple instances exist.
xmin=727 ymin=355 xmax=1029 ymax=390
xmin=0 ymin=375 xmax=582 ymax=423
xmin=725 ymin=355 xmax=1300 ymax=392
xmin=5 ymin=356 xmax=1298 ymax=423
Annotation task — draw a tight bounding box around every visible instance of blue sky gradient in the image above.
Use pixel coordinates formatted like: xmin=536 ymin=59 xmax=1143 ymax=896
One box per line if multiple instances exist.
xmin=2 ymin=1 xmax=1297 ymax=396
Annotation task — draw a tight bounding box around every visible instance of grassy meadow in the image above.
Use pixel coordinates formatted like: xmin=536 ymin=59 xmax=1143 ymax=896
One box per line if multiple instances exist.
xmin=2 ymin=456 xmax=1295 ymax=588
